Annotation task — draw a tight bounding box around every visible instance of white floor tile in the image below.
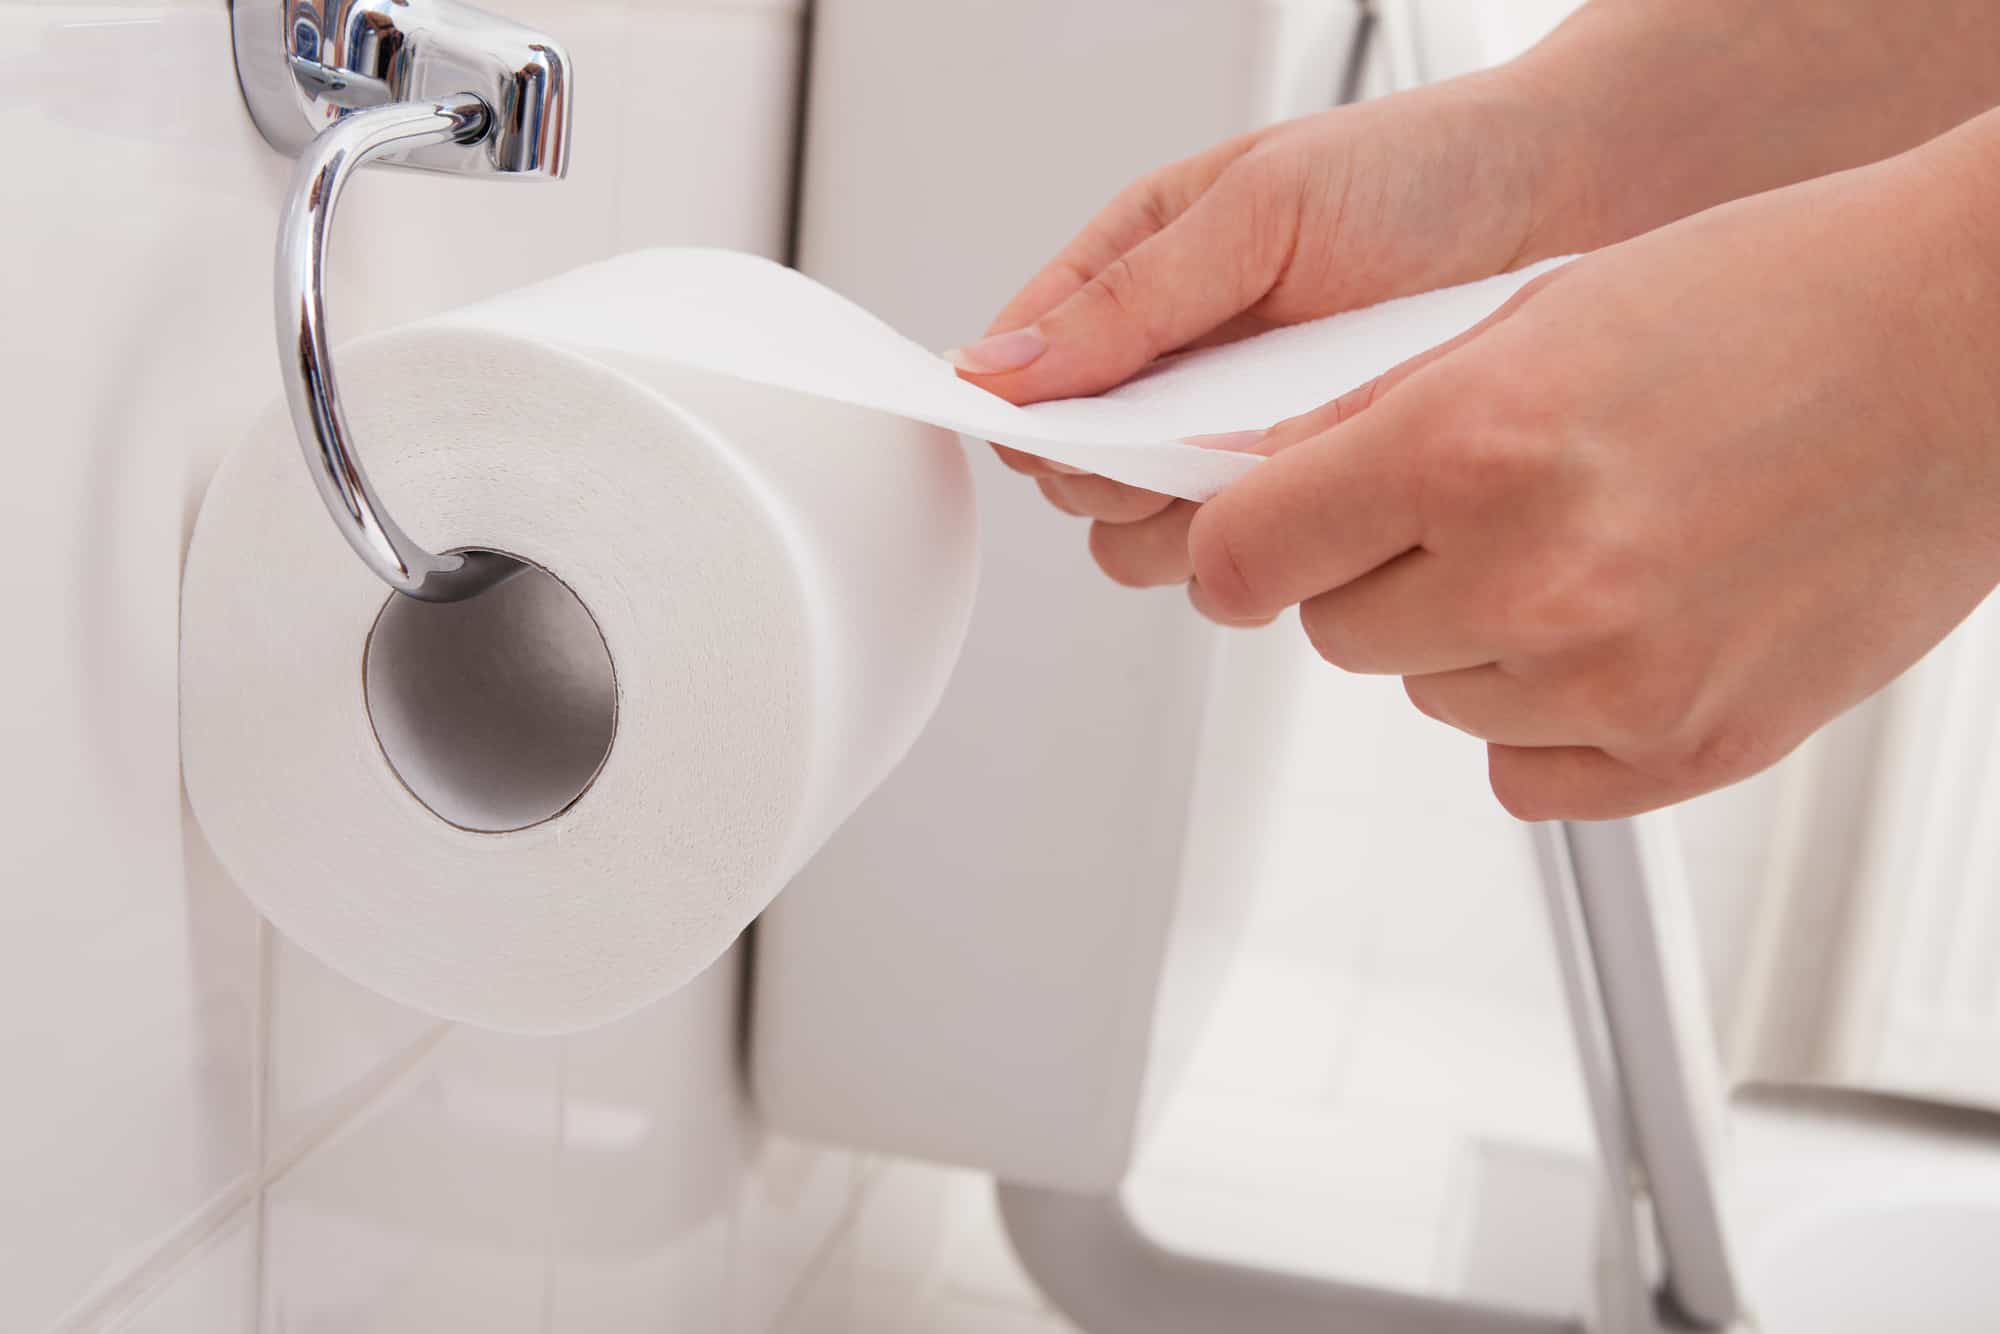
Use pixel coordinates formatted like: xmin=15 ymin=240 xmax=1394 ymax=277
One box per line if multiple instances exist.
xmin=1439 ymin=1138 xmax=1597 ymax=1315
xmin=880 ymin=1300 xmax=1077 ymax=1334
xmin=728 ymin=1135 xmax=860 ymax=1334
xmin=1118 ymin=665 xmax=1595 ymax=1303
xmin=1130 ymin=1088 xmax=1462 ymax=1289
xmin=107 ymin=1207 xmax=257 ymax=1334
xmin=260 ymin=1027 xmax=562 ymax=1334
xmin=781 ymin=1160 xmax=1076 ymax=1334
xmin=1332 ymin=984 xmax=1589 ymax=1152
xmin=926 ymin=1179 xmax=1054 ymax=1313
xmin=1170 ymin=952 xmax=1356 ymax=1106
xmin=550 ymin=950 xmax=751 ymax=1333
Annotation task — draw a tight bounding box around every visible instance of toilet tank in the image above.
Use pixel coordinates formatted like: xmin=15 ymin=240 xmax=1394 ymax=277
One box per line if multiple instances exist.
xmin=750 ymin=0 xmax=1361 ymax=1192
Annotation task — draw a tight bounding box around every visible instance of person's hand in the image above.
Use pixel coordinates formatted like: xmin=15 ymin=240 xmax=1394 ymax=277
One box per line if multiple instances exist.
xmin=1181 ymin=119 xmax=2000 ymax=819
xmin=945 ymin=72 xmax=1580 ymax=556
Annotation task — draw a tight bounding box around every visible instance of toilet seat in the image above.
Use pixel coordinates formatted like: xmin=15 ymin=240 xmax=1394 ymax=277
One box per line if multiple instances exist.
xmin=1728 ymin=1089 xmax=2000 ymax=1334
xmin=1545 ymin=822 xmax=2000 ymax=1334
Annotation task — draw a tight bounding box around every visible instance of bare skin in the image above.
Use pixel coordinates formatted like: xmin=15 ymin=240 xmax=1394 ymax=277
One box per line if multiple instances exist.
xmin=944 ymin=0 xmax=2000 ymax=819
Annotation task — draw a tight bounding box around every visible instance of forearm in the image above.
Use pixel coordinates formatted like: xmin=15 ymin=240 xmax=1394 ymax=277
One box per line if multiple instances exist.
xmin=1869 ymin=103 xmax=2000 ymax=470
xmin=1505 ymin=0 xmax=2000 ymax=253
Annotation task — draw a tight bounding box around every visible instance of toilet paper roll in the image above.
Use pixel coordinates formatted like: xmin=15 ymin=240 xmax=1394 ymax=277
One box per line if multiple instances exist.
xmin=182 ymin=248 xmax=1569 ymax=1033
xmin=183 ymin=323 xmax=980 ymax=1032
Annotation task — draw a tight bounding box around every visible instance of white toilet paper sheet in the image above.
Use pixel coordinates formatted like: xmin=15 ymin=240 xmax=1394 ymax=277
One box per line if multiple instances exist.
xmin=181 ymin=249 xmax=1571 ymax=1035
xmin=442 ymin=248 xmax=1572 ymax=498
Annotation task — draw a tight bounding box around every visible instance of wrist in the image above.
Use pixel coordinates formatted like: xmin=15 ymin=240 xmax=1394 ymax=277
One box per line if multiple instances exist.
xmin=1378 ymin=63 xmax=1600 ymax=275
xmin=1476 ymin=0 xmax=2000 ymax=259
xmin=1465 ymin=58 xmax=1606 ymax=263
xmin=1888 ymin=110 xmax=2000 ymax=479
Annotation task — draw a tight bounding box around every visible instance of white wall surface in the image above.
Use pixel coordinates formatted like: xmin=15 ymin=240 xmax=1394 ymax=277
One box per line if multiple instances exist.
xmin=0 ymin=1 xmax=877 ymax=1328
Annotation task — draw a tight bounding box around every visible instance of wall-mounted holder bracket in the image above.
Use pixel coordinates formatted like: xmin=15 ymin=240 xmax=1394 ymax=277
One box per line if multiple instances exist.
xmin=229 ymin=0 xmax=573 ymax=601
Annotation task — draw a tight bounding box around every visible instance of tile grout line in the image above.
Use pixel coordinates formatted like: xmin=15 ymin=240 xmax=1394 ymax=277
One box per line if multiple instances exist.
xmin=60 ymin=982 xmax=454 ymax=1332
xmin=248 ymin=918 xmax=273 ymax=1333
xmin=257 ymin=1020 xmax=454 ymax=1192
xmin=48 ymin=1176 xmax=260 ymax=1334
xmin=45 ymin=907 xmax=275 ymax=1334
xmin=763 ymin=1155 xmax=875 ymax=1332
xmin=539 ymin=1038 xmax=571 ymax=1334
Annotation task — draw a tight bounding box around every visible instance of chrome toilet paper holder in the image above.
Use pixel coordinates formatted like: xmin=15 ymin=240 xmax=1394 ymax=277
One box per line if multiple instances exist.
xmin=230 ymin=0 xmax=573 ymax=601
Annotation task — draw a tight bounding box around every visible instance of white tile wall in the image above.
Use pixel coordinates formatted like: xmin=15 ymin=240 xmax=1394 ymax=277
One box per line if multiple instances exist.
xmin=2 ymin=1 xmax=862 ymax=1329
xmin=262 ymin=934 xmax=445 ymax=1163
xmin=2 ymin=6 xmax=271 ymax=1324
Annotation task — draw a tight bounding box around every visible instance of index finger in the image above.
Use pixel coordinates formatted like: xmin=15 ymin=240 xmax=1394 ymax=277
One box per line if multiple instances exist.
xmin=982 ymin=135 xmax=1260 ymax=338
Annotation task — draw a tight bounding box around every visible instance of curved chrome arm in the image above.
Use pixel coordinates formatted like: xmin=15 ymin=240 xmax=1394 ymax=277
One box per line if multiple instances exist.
xmin=276 ymin=94 xmax=524 ymax=602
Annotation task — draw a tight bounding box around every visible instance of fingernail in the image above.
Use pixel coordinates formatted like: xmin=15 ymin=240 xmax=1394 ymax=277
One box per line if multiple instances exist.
xmin=1187 ymin=578 xmax=1264 ymax=627
xmin=943 ymin=326 xmax=1049 ymax=375
xmin=1185 ymin=429 xmax=1268 ymax=453
xmin=991 ymin=443 xmax=1087 ymax=477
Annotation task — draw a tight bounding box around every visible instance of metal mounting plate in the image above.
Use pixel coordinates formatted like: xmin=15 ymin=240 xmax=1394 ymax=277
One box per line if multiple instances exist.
xmin=228 ymin=0 xmax=571 ymax=178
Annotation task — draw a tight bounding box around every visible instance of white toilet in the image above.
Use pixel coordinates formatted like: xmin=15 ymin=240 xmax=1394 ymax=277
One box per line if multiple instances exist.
xmin=1540 ymin=818 xmax=2000 ymax=1334
xmin=751 ymin=804 xmax=2000 ymax=1333
xmin=1729 ymin=1088 xmax=2000 ymax=1334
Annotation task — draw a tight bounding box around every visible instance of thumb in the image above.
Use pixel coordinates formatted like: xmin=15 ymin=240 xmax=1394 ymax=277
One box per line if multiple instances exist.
xmin=950 ymin=162 xmax=1296 ymax=404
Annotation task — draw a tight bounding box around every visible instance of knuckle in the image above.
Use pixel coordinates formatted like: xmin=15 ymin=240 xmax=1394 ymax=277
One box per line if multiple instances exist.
xmin=1425 ymin=421 xmax=1562 ymax=517
xmin=1685 ymin=723 xmax=1772 ymax=786
xmin=1328 ymin=376 xmax=1386 ymax=430
xmin=1614 ymin=674 xmax=1708 ymax=756
xmin=1262 ymin=398 xmax=1345 ymax=453
xmin=1591 ymin=683 xmax=1778 ymax=797
xmin=1649 ymin=720 xmax=1771 ymax=793
xmin=1222 ymin=143 xmax=1295 ymax=192
xmin=1086 ymin=255 xmax=1159 ymax=344
xmin=1219 ymin=149 xmax=1307 ymax=296
xmin=1215 ymin=148 xmax=1303 ymax=226
xmin=1110 ymin=171 xmax=1177 ymax=233
xmin=1500 ymin=527 xmax=1652 ymax=654
xmin=1542 ymin=657 xmax=1698 ymax=760
xmin=1414 ymin=369 xmax=1570 ymax=513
